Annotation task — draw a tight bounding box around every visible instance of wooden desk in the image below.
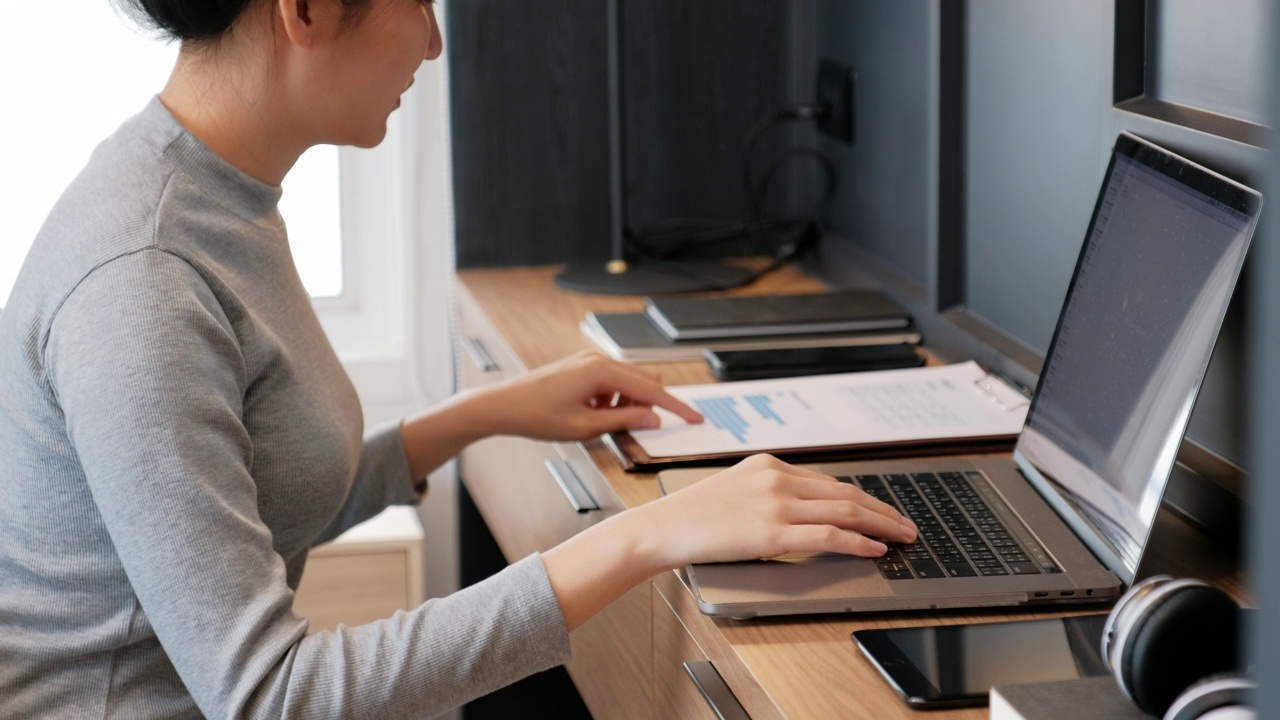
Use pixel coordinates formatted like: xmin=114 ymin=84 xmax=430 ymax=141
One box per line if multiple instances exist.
xmin=454 ymin=265 xmax=1244 ymax=720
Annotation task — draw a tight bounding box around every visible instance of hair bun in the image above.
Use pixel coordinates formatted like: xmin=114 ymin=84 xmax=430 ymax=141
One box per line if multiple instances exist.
xmin=114 ymin=0 xmax=256 ymax=43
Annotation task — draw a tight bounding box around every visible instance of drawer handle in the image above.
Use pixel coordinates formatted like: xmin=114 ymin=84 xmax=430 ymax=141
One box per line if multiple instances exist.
xmin=461 ymin=336 xmax=499 ymax=373
xmin=684 ymin=661 xmax=751 ymax=720
xmin=544 ymin=459 xmax=599 ymax=513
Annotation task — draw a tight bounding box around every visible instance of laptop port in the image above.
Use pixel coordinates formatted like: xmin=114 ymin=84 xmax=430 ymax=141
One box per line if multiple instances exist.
xmin=1060 ymin=590 xmax=1075 ymax=596
xmin=1033 ymin=591 xmax=1049 ymax=597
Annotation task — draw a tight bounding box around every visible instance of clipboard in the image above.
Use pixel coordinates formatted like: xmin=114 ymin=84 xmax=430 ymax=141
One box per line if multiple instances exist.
xmin=606 ymin=361 xmax=1028 ymax=472
xmin=605 ymin=432 xmax=1020 ymax=472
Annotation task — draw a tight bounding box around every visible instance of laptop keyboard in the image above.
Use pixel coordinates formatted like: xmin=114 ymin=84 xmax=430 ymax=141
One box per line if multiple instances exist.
xmin=838 ymin=471 xmax=1062 ymax=580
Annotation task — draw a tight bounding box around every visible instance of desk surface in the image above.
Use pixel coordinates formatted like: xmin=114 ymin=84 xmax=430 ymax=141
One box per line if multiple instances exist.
xmin=457 ymin=265 xmax=1245 ymax=720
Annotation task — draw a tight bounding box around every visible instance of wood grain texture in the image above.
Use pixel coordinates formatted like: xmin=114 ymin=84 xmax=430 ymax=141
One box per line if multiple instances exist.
xmin=457 ymin=264 xmax=828 ymax=511
xmin=622 ymin=1 xmax=796 ymax=229
xmin=655 ymin=508 xmax=1245 ymax=720
xmin=567 ymin=581 xmax=654 ymax=720
xmin=457 ymin=286 xmax=610 ymax=557
xmin=446 ymin=0 xmax=611 ymax=267
xmin=654 ymin=568 xmax=786 ymax=720
xmin=653 ymin=584 xmax=719 ymax=720
xmin=457 ymin=272 xmax=657 ymax=714
xmin=447 ymin=1 xmax=803 ymax=267
xmin=455 ymin=265 xmax=1246 ymax=719
xmin=456 ymin=263 xmax=825 ymax=371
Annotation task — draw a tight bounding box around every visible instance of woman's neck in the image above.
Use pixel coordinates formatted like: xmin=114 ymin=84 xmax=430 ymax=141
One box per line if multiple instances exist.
xmin=158 ymin=17 xmax=310 ymax=187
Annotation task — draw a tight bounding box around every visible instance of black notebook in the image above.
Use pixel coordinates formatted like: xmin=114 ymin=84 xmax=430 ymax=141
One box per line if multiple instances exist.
xmin=643 ymin=290 xmax=911 ymax=341
xmin=581 ymin=311 xmax=921 ymax=363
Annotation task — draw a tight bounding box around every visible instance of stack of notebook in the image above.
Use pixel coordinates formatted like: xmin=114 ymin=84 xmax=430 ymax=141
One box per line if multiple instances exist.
xmin=580 ymin=290 xmax=919 ymax=362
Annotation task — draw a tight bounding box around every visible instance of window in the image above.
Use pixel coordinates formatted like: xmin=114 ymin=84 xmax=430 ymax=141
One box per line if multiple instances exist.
xmin=1 ymin=5 xmax=344 ymax=306
xmin=3 ymin=1 xmax=456 ymax=603
xmin=1 ymin=5 xmax=175 ymax=307
xmin=1 ymin=3 xmax=454 ymax=419
xmin=282 ymin=145 xmax=346 ymax=299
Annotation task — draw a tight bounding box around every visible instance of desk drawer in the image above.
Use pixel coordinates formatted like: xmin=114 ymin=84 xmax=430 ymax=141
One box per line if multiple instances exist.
xmin=655 ymin=586 xmax=720 ymax=720
xmin=454 ymin=276 xmax=654 ymax=719
xmin=655 ymin=570 xmax=784 ymax=720
xmin=461 ymin=440 xmax=651 ymax=720
xmin=461 ymin=436 xmax=651 ymax=719
xmin=460 ymin=440 xmax=613 ymax=559
xmin=456 ymin=286 xmax=522 ymax=389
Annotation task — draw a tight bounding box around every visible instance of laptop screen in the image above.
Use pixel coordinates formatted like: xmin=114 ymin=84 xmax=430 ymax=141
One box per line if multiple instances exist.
xmin=1014 ymin=133 xmax=1261 ymax=584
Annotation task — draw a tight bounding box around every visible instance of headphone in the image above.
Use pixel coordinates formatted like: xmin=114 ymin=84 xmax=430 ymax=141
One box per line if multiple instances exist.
xmin=1101 ymin=575 xmax=1256 ymax=720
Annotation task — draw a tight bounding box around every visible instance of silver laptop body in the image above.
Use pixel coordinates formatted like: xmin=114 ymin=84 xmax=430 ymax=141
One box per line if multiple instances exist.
xmin=659 ymin=133 xmax=1262 ymax=618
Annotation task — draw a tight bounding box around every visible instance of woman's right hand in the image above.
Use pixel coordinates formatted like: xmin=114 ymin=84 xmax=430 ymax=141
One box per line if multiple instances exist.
xmin=542 ymin=454 xmax=917 ymax=631
xmin=631 ymin=454 xmax=917 ymax=569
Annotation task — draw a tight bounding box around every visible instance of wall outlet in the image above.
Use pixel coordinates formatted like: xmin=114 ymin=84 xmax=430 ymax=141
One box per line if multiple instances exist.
xmin=817 ymin=60 xmax=856 ymax=144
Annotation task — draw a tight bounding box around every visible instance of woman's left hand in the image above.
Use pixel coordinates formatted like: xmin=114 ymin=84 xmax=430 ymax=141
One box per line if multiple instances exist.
xmin=474 ymin=350 xmax=703 ymax=441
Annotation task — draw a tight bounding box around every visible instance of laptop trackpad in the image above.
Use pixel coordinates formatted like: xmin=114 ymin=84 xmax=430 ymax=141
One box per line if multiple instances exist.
xmin=692 ymin=554 xmax=882 ymax=601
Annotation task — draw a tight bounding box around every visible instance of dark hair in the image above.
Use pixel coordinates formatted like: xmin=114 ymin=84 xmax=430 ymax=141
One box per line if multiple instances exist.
xmin=113 ymin=0 xmax=370 ymax=45
xmin=112 ymin=0 xmax=256 ymax=43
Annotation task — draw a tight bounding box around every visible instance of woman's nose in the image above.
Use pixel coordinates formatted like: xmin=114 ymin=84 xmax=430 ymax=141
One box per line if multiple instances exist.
xmin=423 ymin=4 xmax=444 ymax=61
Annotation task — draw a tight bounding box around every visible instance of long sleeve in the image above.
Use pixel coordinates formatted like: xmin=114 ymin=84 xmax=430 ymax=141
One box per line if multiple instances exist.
xmin=312 ymin=422 xmax=420 ymax=548
xmin=44 ymin=250 xmax=572 ymax=719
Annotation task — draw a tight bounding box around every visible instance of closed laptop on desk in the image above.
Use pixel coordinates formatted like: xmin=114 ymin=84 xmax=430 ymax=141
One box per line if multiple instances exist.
xmin=659 ymin=133 xmax=1262 ymax=618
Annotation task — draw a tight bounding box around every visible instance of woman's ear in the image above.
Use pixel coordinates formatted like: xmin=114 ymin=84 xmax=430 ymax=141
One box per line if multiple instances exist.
xmin=276 ymin=0 xmax=342 ymax=48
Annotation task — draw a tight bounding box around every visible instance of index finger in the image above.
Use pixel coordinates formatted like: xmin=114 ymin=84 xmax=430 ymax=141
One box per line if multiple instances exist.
xmin=781 ymin=469 xmax=910 ymax=527
xmin=597 ymin=369 xmax=703 ymax=424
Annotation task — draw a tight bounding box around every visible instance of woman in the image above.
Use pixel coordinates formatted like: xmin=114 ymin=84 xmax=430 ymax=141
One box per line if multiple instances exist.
xmin=0 ymin=0 xmax=916 ymax=717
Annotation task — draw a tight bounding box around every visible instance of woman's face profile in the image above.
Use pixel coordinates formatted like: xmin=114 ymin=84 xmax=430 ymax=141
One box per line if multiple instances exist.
xmin=305 ymin=0 xmax=443 ymax=148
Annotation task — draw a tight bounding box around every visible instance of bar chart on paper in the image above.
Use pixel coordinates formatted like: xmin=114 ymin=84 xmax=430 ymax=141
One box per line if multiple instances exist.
xmin=630 ymin=362 xmax=1028 ymax=459
xmin=693 ymin=394 xmax=793 ymax=444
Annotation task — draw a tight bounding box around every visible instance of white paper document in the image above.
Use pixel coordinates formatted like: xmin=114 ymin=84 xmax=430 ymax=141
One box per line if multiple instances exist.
xmin=632 ymin=361 xmax=1028 ymax=458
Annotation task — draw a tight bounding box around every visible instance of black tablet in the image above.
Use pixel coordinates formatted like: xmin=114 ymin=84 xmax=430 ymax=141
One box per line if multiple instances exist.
xmin=853 ymin=615 xmax=1110 ymax=709
xmin=703 ymin=344 xmax=923 ymax=381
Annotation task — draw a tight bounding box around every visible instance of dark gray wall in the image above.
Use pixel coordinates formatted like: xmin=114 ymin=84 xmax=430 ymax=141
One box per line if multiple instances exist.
xmin=813 ymin=0 xmax=938 ymax=289
xmin=447 ymin=0 xmax=802 ymax=267
xmin=964 ymin=1 xmax=1111 ymax=353
xmin=1153 ymin=0 xmax=1268 ymax=125
xmin=447 ymin=0 xmax=1265 ymax=472
xmin=814 ymin=0 xmax=1267 ymax=471
xmin=1247 ymin=0 xmax=1279 ymax=701
xmin=964 ymin=0 xmax=1266 ymax=355
xmin=622 ymin=1 xmax=805 ymax=229
xmin=962 ymin=0 xmax=1266 ymax=467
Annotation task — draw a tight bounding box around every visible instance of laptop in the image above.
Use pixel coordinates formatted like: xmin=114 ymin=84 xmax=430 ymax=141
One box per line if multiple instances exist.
xmin=657 ymin=132 xmax=1262 ymax=618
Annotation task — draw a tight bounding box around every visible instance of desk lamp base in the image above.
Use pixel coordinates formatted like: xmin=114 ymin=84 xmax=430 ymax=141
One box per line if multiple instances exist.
xmin=554 ymin=258 xmax=755 ymax=295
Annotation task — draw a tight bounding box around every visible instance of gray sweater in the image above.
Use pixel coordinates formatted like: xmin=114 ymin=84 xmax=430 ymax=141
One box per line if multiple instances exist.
xmin=0 ymin=98 xmax=571 ymax=719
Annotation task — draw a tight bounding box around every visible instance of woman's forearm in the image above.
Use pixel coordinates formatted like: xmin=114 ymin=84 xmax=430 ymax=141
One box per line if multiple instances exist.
xmin=399 ymin=388 xmax=501 ymax=482
xmin=540 ymin=510 xmax=667 ymax=632
xmin=397 ymin=351 xmax=702 ymax=485
xmin=539 ymin=455 xmax=918 ymax=632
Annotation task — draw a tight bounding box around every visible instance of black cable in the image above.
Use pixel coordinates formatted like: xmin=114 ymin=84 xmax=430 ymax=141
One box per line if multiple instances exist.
xmin=624 ymin=103 xmax=839 ymax=289
xmin=742 ymin=104 xmax=827 ymax=222
xmin=754 ymin=147 xmax=839 ymax=221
